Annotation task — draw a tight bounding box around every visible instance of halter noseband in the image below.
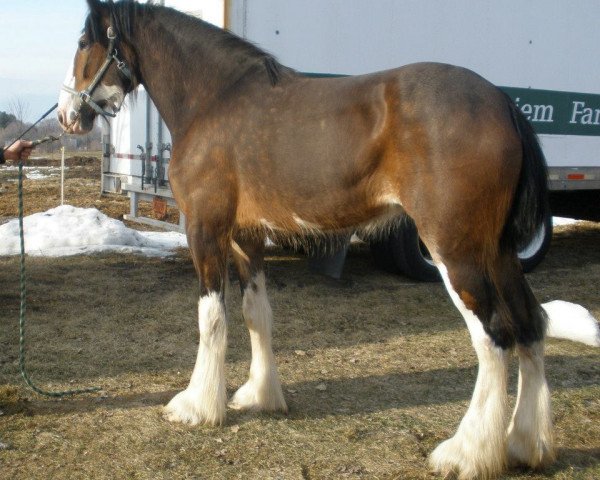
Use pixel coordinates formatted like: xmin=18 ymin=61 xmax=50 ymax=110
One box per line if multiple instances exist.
xmin=62 ymin=26 xmax=132 ymax=118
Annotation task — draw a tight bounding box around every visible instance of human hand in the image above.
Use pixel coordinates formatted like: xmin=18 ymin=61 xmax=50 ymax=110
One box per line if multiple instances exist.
xmin=3 ymin=140 xmax=34 ymax=161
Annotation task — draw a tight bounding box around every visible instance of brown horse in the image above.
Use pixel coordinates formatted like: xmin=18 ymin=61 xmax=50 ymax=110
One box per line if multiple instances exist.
xmin=59 ymin=1 xmax=555 ymax=478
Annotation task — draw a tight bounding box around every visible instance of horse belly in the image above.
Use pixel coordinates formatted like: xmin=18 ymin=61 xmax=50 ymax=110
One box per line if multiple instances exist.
xmin=235 ymin=81 xmax=400 ymax=232
xmin=234 ymin=173 xmax=405 ymax=237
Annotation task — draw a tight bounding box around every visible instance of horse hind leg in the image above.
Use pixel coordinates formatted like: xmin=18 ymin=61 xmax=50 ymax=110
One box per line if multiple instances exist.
xmin=228 ymin=238 xmax=287 ymax=413
xmin=430 ymin=261 xmax=511 ymax=480
xmin=507 ymin=339 xmax=555 ymax=468
xmin=487 ymin=260 xmax=555 ymax=469
xmin=430 ymin=254 xmax=554 ymax=479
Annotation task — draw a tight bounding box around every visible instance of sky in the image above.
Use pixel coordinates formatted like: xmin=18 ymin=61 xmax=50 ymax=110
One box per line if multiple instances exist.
xmin=0 ymin=0 xmax=223 ymax=124
xmin=0 ymin=0 xmax=89 ymax=123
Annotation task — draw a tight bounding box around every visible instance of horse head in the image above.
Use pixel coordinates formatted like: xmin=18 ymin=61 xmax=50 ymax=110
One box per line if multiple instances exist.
xmin=58 ymin=0 xmax=138 ymax=134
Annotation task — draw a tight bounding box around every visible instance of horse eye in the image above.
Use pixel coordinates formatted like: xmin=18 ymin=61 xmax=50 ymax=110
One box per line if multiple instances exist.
xmin=78 ymin=39 xmax=89 ymax=50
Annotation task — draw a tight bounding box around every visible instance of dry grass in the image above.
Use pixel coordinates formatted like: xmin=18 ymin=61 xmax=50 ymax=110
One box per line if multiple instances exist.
xmin=0 ymin=153 xmax=179 ymax=227
xmin=0 ymin=158 xmax=598 ymax=479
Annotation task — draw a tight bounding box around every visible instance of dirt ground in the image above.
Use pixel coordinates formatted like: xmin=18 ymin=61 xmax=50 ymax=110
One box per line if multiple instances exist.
xmin=0 ymin=157 xmax=598 ymax=479
xmin=0 ymin=153 xmax=179 ymax=227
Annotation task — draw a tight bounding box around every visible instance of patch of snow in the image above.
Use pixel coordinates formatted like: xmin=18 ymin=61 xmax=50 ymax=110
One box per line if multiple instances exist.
xmin=1 ymin=165 xmax=65 ymax=181
xmin=0 ymin=205 xmax=187 ymax=257
xmin=552 ymin=217 xmax=580 ymax=226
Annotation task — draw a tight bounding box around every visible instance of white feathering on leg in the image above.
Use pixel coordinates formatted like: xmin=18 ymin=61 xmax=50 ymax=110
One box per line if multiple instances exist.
xmin=507 ymin=342 xmax=555 ymax=468
xmin=429 ymin=264 xmax=509 ymax=480
xmin=165 ymin=292 xmax=228 ymax=426
xmin=229 ymin=272 xmax=287 ymax=412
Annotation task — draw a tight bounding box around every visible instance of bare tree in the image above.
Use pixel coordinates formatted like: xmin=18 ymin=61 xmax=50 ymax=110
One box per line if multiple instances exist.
xmin=0 ymin=121 xmax=23 ymax=146
xmin=35 ymin=118 xmax=64 ymax=154
xmin=9 ymin=97 xmax=30 ymax=127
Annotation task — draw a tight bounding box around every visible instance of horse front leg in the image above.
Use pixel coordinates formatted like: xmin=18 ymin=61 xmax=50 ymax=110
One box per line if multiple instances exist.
xmin=164 ymin=222 xmax=230 ymax=426
xmin=228 ymin=237 xmax=287 ymax=413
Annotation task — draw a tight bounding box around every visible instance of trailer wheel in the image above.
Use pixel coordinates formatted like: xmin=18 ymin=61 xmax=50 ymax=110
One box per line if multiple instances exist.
xmin=369 ymin=237 xmax=402 ymax=274
xmin=371 ymin=213 xmax=552 ymax=280
xmin=369 ymin=219 xmax=440 ymax=281
xmin=518 ymin=213 xmax=553 ymax=272
xmin=389 ymin=219 xmax=441 ymax=282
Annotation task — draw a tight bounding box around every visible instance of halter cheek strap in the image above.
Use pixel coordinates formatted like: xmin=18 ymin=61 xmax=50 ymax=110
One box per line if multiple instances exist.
xmin=62 ymin=26 xmax=133 ymax=118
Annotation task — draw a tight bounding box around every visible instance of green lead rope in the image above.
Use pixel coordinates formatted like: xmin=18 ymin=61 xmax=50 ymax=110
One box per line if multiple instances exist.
xmin=17 ymin=160 xmax=101 ymax=397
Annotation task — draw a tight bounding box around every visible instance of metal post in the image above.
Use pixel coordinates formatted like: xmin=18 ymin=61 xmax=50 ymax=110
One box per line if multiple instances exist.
xmin=101 ymin=114 xmax=111 ymax=194
xmin=130 ymin=191 xmax=138 ymax=218
xmin=60 ymin=147 xmax=65 ymax=206
xmin=157 ymin=117 xmax=165 ymax=187
xmin=144 ymin=90 xmax=153 ymax=185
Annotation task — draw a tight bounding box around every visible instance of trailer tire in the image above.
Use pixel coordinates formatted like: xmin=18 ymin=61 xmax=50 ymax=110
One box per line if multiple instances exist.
xmin=371 ymin=213 xmax=551 ymax=280
xmin=518 ymin=213 xmax=553 ymax=273
xmin=369 ymin=237 xmax=403 ymax=274
xmin=369 ymin=219 xmax=440 ymax=281
xmin=389 ymin=219 xmax=441 ymax=282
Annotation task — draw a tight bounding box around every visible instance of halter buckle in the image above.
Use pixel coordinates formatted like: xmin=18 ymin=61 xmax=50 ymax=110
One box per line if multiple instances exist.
xmin=79 ymin=91 xmax=91 ymax=104
xmin=114 ymin=54 xmax=132 ymax=80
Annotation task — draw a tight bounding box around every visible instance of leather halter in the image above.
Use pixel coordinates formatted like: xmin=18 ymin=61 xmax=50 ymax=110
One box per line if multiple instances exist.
xmin=62 ymin=26 xmax=132 ymax=118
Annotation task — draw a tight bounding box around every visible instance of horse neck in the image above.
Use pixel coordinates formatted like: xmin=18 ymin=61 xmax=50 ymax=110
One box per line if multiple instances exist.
xmin=129 ymin=11 xmax=266 ymax=140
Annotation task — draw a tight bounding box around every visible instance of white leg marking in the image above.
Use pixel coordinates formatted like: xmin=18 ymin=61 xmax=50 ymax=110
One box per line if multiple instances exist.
xmin=165 ymin=292 xmax=227 ymax=425
xmin=507 ymin=342 xmax=555 ymax=468
xmin=429 ymin=265 xmax=509 ymax=479
xmin=229 ymin=272 xmax=287 ymax=413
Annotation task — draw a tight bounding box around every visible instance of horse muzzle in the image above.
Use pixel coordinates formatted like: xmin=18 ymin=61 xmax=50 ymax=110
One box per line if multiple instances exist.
xmin=57 ymin=101 xmax=95 ymax=135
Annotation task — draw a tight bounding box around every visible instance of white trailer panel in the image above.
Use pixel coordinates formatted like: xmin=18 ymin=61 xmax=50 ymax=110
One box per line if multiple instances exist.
xmin=228 ymin=0 xmax=600 ymax=92
xmin=227 ymin=0 xmax=600 ymax=187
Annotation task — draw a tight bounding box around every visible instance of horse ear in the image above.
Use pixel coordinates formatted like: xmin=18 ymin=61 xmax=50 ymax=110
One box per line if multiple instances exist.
xmin=86 ymin=0 xmax=108 ymax=16
xmin=86 ymin=0 xmax=112 ymax=34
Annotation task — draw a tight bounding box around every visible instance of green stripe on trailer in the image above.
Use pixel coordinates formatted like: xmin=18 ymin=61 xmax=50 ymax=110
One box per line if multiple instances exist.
xmin=302 ymin=73 xmax=600 ymax=137
xmin=503 ymin=87 xmax=600 ymax=136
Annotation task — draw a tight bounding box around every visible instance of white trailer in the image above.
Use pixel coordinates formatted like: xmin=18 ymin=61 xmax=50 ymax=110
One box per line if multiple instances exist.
xmin=102 ymin=0 xmax=600 ymax=277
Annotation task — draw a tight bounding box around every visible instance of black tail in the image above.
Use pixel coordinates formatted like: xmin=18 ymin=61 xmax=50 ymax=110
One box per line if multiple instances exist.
xmin=502 ymin=95 xmax=550 ymax=250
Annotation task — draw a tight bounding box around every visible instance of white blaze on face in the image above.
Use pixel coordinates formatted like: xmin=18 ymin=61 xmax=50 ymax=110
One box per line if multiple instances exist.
xmin=57 ymin=60 xmax=79 ymax=129
xmin=57 ymin=56 xmax=126 ymax=134
xmin=58 ymin=61 xmax=75 ymax=112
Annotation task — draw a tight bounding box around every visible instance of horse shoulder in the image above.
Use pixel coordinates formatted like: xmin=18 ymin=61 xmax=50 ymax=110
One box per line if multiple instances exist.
xmin=169 ymin=140 xmax=239 ymax=224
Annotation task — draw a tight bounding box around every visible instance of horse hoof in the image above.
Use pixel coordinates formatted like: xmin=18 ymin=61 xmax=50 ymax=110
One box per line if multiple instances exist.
xmin=164 ymin=388 xmax=225 ymax=426
xmin=429 ymin=438 xmax=462 ymax=479
xmin=507 ymin=429 xmax=556 ymax=470
xmin=430 ymin=436 xmax=505 ymax=480
xmin=228 ymin=380 xmax=288 ymax=413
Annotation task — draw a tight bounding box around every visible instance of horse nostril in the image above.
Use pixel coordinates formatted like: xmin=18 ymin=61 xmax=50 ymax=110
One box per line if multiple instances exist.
xmin=57 ymin=111 xmax=65 ymax=125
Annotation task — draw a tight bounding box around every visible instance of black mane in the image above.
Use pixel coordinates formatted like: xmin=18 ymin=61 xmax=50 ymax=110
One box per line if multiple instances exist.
xmin=84 ymin=0 xmax=285 ymax=86
xmin=85 ymin=0 xmax=137 ymax=46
